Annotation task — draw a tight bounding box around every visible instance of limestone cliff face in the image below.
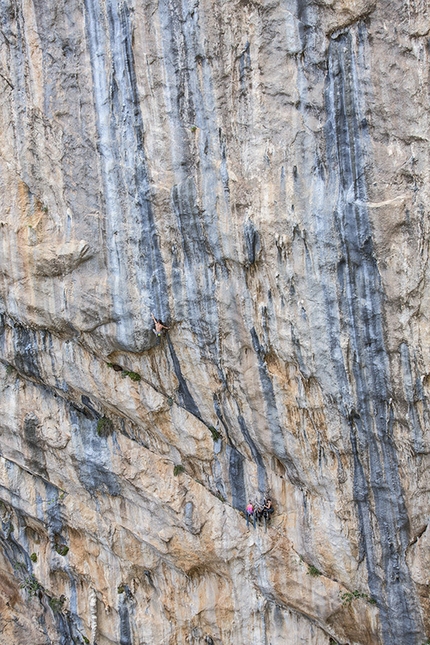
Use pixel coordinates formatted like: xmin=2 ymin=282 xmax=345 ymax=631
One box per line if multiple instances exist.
xmin=0 ymin=0 xmax=429 ymax=643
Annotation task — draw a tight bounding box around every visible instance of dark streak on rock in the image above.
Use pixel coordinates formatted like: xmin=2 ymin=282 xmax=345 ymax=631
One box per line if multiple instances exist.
xmin=227 ymin=444 xmax=246 ymax=511
xmin=167 ymin=336 xmax=201 ymax=420
xmin=83 ymin=0 xmax=169 ymax=347
xmin=250 ymin=327 xmax=304 ymax=487
xmin=237 ymin=414 xmax=267 ymax=493
xmin=324 ymin=25 xmax=424 ymax=644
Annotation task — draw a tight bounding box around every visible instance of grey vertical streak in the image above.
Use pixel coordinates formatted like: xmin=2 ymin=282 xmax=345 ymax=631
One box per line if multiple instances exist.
xmin=322 ymin=25 xmax=424 ymax=644
xmin=157 ymin=0 xmax=228 ymax=353
xmin=167 ymin=336 xmax=201 ymax=419
xmin=237 ymin=414 xmax=267 ymax=493
xmin=399 ymin=342 xmax=425 ymax=454
xmin=250 ymin=327 xmax=303 ymax=487
xmin=171 ymin=177 xmax=218 ymax=347
xmin=83 ymin=0 xmax=169 ymax=349
xmin=227 ymin=444 xmax=246 ymax=511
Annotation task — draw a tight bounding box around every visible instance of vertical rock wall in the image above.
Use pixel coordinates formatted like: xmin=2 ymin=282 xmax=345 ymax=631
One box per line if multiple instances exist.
xmin=0 ymin=0 xmax=429 ymax=643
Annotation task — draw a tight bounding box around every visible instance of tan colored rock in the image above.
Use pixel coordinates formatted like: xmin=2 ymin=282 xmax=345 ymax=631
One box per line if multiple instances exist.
xmin=0 ymin=0 xmax=429 ymax=644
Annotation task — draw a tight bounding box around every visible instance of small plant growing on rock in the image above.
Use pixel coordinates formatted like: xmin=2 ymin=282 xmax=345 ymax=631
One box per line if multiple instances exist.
xmin=117 ymin=584 xmax=125 ymax=594
xmin=30 ymin=552 xmax=38 ymax=563
xmin=121 ymin=370 xmax=141 ymax=382
xmin=97 ymin=416 xmax=113 ymax=437
xmin=208 ymin=426 xmax=220 ymax=441
xmin=49 ymin=595 xmax=65 ymax=613
xmin=340 ymin=589 xmax=376 ymax=606
xmin=20 ymin=574 xmax=43 ymax=597
xmin=173 ymin=464 xmax=185 ymax=476
xmin=126 ymin=370 xmax=141 ymax=382
xmin=55 ymin=544 xmax=69 ymax=557
xmin=307 ymin=565 xmax=322 ymax=577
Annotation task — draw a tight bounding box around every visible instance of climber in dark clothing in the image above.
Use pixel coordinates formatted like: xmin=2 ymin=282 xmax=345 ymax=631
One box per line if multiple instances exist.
xmin=263 ymin=498 xmax=274 ymax=522
xmin=152 ymin=313 xmax=169 ymax=337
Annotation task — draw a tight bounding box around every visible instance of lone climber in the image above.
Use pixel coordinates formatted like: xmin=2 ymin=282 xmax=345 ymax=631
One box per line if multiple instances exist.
xmin=152 ymin=313 xmax=169 ymax=337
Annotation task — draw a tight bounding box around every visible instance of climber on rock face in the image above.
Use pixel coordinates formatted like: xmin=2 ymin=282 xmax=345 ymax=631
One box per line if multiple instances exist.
xmin=263 ymin=498 xmax=274 ymax=522
xmin=152 ymin=313 xmax=169 ymax=337
xmin=246 ymin=501 xmax=256 ymax=529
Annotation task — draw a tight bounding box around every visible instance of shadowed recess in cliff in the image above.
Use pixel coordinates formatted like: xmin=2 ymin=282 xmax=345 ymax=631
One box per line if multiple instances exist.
xmin=83 ymin=0 xmax=169 ymax=348
xmin=324 ymin=24 xmax=424 ymax=644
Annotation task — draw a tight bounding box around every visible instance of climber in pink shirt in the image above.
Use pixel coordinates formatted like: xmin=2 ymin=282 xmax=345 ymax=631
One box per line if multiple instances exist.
xmin=246 ymin=501 xmax=256 ymax=529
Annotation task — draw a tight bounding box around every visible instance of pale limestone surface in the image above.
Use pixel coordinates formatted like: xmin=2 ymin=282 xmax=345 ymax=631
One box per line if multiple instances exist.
xmin=0 ymin=0 xmax=429 ymax=644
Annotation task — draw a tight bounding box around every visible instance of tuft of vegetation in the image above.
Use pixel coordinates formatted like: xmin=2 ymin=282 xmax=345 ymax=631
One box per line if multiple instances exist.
xmin=49 ymin=595 xmax=65 ymax=613
xmin=190 ymin=125 xmax=197 ymax=132
xmin=307 ymin=565 xmax=322 ymax=577
xmin=215 ymin=491 xmax=226 ymax=502
xmin=340 ymin=590 xmax=376 ymax=606
xmin=83 ymin=637 xmax=90 ymax=644
xmin=5 ymin=364 xmax=15 ymax=375
xmin=122 ymin=370 xmax=141 ymax=382
xmin=20 ymin=574 xmax=43 ymax=597
xmin=97 ymin=416 xmax=114 ymax=437
xmin=55 ymin=544 xmax=69 ymax=557
xmin=167 ymin=397 xmax=173 ymax=407
xmin=208 ymin=425 xmax=221 ymax=441
xmin=30 ymin=552 xmax=38 ymax=563
xmin=329 ymin=639 xmax=339 ymax=645
xmin=173 ymin=464 xmax=185 ymax=476
xmin=117 ymin=584 xmax=125 ymax=594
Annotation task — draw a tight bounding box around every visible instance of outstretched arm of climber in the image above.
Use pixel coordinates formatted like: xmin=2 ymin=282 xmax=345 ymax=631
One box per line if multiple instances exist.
xmin=151 ymin=313 xmax=169 ymax=330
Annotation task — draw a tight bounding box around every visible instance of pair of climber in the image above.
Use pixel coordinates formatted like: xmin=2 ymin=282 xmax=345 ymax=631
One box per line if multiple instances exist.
xmin=152 ymin=313 xmax=169 ymax=337
xmin=246 ymin=497 xmax=274 ymax=529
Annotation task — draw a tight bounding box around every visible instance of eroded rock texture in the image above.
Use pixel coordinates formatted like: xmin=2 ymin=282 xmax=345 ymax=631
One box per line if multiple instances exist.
xmin=0 ymin=0 xmax=429 ymax=643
